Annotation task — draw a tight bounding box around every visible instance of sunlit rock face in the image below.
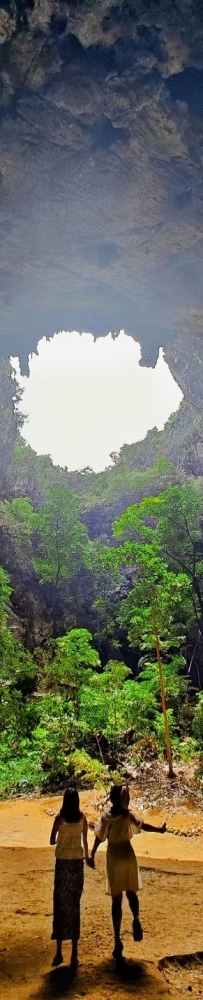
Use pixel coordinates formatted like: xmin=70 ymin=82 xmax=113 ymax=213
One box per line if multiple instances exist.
xmin=0 ymin=1 xmax=203 ymax=395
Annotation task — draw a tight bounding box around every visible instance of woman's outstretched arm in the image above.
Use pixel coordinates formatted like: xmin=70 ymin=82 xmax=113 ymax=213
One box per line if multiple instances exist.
xmin=130 ymin=811 xmax=166 ymax=835
xmin=141 ymin=820 xmax=166 ymax=833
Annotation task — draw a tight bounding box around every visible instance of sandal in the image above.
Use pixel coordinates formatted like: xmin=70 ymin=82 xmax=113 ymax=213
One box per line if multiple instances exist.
xmin=70 ymin=957 xmax=78 ymax=972
xmin=132 ymin=918 xmax=143 ymax=942
xmin=113 ymin=941 xmax=124 ymax=962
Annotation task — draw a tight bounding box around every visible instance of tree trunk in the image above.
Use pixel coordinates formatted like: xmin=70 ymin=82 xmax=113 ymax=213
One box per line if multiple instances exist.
xmin=152 ymin=611 xmax=174 ymax=779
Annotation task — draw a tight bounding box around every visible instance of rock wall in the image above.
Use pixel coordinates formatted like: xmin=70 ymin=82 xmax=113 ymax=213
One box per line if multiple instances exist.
xmin=0 ymin=0 xmax=203 ymax=398
xmin=165 ymin=327 xmax=203 ymax=411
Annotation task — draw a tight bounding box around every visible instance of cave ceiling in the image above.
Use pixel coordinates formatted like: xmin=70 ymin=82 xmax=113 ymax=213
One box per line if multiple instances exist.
xmin=1 ymin=0 xmax=203 ymax=403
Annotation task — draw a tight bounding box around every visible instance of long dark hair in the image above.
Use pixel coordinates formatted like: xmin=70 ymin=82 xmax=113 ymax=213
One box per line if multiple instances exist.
xmin=60 ymin=788 xmax=82 ymax=824
xmin=110 ymin=784 xmax=128 ymax=817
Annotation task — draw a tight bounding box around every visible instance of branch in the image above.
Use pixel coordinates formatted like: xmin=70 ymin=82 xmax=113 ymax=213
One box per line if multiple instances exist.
xmin=181 ymin=511 xmax=195 ymax=549
xmin=165 ymin=546 xmax=203 ymax=631
xmin=165 ymin=548 xmax=192 ymax=577
xmin=188 ymin=630 xmax=202 ymax=678
xmin=193 ymin=574 xmax=203 ymax=615
xmin=190 ymin=592 xmax=203 ymax=635
xmin=181 ymin=511 xmax=196 ymax=577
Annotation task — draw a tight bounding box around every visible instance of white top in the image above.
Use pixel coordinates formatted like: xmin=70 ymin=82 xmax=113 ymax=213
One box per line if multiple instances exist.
xmin=95 ymin=810 xmax=141 ymax=845
xmin=95 ymin=810 xmax=142 ymax=897
xmin=55 ymin=815 xmax=84 ymax=860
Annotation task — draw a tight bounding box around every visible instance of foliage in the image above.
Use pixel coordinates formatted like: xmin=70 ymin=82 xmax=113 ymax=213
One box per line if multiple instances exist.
xmin=46 ymin=629 xmax=100 ymax=698
xmin=0 ymin=565 xmax=35 ymax=683
xmin=112 ymin=514 xmax=194 ymax=771
xmin=80 ymin=660 xmax=132 ymax=740
xmin=33 ymin=488 xmax=91 ymax=586
xmin=91 ymin=538 xmax=123 ymax=650
xmin=64 ymin=750 xmax=106 ymax=789
xmin=0 ymin=565 xmax=12 ymax=639
xmin=0 ymin=748 xmax=43 ymax=797
xmin=193 ymin=693 xmax=203 ymax=750
xmin=1 ymin=363 xmax=203 ymax=794
xmin=117 ymin=547 xmax=190 ymax=648
xmin=137 ymin=658 xmax=189 ymax=735
xmin=132 ymin=736 xmax=158 ymax=763
xmin=155 ymin=484 xmax=203 ymax=627
xmin=114 ymin=483 xmax=203 ymax=630
xmin=176 ymin=738 xmax=198 ymax=762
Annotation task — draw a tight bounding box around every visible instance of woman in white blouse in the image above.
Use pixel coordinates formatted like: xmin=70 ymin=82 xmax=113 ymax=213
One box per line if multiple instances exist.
xmin=50 ymin=787 xmax=89 ymax=969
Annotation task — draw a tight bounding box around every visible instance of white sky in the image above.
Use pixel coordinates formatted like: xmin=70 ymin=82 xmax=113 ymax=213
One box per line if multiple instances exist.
xmin=12 ymin=330 xmax=183 ymax=472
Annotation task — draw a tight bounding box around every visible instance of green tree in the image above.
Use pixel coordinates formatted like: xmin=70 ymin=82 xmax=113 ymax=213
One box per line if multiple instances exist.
xmin=34 ymin=487 xmax=92 ymax=634
xmin=0 ymin=496 xmax=35 ymax=586
xmin=137 ymin=657 xmax=189 ymax=740
xmin=80 ymin=660 xmax=131 ymax=744
xmin=113 ymin=507 xmax=192 ymax=775
xmin=0 ymin=563 xmax=36 ymax=684
xmin=0 ymin=565 xmax=38 ymax=794
xmin=155 ymin=484 xmax=203 ymax=629
xmin=91 ymin=537 xmax=122 ymax=651
xmin=46 ymin=628 xmax=100 ymax=717
xmin=0 ymin=565 xmax=12 ymax=671
xmin=114 ymin=483 xmax=203 ymax=630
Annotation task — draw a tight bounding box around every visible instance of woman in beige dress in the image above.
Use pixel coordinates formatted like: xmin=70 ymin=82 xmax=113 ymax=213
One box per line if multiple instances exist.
xmin=90 ymin=784 xmax=165 ymax=962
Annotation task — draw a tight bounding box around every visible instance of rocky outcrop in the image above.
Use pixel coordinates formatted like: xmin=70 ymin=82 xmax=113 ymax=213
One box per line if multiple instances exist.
xmin=165 ymin=325 xmax=203 ymax=411
xmin=0 ymin=1 xmax=203 ymax=397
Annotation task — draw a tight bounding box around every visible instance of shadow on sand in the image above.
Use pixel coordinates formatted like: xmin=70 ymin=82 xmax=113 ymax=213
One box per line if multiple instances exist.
xmin=32 ymin=957 xmax=154 ymax=1000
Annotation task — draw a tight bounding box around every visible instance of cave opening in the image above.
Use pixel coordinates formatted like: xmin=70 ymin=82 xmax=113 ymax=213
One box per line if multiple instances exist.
xmin=12 ymin=330 xmax=182 ymax=473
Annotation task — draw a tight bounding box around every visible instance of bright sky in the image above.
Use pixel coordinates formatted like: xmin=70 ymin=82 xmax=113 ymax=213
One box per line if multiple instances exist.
xmin=12 ymin=330 xmax=183 ymax=472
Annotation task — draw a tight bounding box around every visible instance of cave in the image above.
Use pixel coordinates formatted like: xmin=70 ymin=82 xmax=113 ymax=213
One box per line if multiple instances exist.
xmin=2 ymin=8 xmax=203 ymax=979
xmin=0 ymin=0 xmax=203 ymax=408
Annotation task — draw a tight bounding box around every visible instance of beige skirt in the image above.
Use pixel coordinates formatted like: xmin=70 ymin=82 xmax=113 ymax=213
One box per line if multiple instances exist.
xmin=106 ymin=842 xmax=142 ymax=897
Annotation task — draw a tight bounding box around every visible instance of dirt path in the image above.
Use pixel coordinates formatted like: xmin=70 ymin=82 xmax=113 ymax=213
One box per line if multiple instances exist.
xmin=0 ymin=795 xmax=203 ymax=1000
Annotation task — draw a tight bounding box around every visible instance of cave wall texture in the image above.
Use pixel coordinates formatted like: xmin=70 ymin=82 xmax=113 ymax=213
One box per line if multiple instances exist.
xmin=1 ymin=0 xmax=203 ymax=404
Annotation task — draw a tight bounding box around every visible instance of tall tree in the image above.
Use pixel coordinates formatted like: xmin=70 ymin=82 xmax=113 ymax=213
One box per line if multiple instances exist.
xmin=34 ymin=487 xmax=92 ymax=634
xmin=114 ymin=483 xmax=203 ymax=630
xmin=91 ymin=537 xmax=123 ymax=654
xmin=46 ymin=628 xmax=100 ymax=718
xmin=155 ymin=484 xmax=203 ymax=628
xmin=113 ymin=505 xmax=192 ymax=776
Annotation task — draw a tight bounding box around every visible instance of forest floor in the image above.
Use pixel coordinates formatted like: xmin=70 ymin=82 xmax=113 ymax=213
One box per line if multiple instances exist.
xmin=1 ymin=771 xmax=203 ymax=1000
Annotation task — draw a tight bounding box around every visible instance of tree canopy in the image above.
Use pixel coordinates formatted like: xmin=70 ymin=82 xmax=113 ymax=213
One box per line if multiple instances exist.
xmin=0 ymin=362 xmax=203 ymax=794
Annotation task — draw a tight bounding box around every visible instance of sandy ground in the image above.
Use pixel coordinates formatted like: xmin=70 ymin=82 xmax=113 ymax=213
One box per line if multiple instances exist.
xmin=0 ymin=793 xmax=203 ymax=1000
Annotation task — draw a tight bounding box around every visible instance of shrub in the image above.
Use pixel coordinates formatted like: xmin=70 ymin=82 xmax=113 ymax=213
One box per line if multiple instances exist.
xmin=65 ymin=750 xmax=106 ymax=788
xmin=132 ymin=735 xmax=159 ymax=763
xmin=0 ymin=743 xmax=43 ymax=797
xmin=175 ymin=738 xmax=198 ymax=762
xmin=193 ymin=693 xmax=203 ymax=751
